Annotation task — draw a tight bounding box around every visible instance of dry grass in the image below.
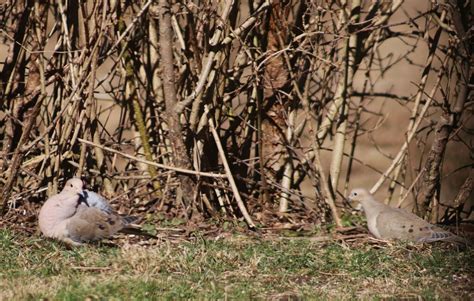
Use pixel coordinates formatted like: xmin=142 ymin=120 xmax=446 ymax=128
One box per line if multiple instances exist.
xmin=1 ymin=229 xmax=473 ymax=300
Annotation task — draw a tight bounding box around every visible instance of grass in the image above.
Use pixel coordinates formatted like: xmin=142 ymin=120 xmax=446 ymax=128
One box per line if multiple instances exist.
xmin=0 ymin=229 xmax=473 ymax=300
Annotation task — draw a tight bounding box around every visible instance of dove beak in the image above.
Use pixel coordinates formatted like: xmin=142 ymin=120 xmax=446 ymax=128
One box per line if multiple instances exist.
xmin=342 ymin=196 xmax=352 ymax=207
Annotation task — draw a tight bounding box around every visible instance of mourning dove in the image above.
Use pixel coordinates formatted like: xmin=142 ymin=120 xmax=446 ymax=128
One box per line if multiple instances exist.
xmin=38 ymin=178 xmax=152 ymax=246
xmin=348 ymin=188 xmax=466 ymax=244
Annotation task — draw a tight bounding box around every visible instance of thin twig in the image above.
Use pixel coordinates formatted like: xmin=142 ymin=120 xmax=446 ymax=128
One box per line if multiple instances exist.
xmin=78 ymin=138 xmax=226 ymax=178
xmin=205 ymin=105 xmax=256 ymax=228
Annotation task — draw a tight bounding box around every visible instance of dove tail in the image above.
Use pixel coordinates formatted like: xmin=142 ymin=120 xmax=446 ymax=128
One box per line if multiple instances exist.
xmin=119 ymin=216 xmax=157 ymax=239
xmin=418 ymin=232 xmax=473 ymax=247
xmin=119 ymin=227 xmax=157 ymax=239
xmin=121 ymin=215 xmax=139 ymax=225
xmin=445 ymin=235 xmax=474 ymax=247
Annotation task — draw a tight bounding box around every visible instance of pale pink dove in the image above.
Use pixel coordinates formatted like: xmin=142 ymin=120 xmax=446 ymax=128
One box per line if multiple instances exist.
xmin=38 ymin=178 xmax=152 ymax=246
xmin=348 ymin=188 xmax=467 ymax=244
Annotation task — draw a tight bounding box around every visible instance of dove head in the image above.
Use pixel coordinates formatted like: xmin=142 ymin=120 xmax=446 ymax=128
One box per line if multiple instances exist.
xmin=348 ymin=188 xmax=372 ymax=203
xmin=348 ymin=188 xmax=378 ymax=210
xmin=62 ymin=178 xmax=84 ymax=194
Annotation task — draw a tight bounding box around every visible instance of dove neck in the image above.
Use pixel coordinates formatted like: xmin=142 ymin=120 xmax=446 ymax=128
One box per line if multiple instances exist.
xmin=359 ymin=196 xmax=387 ymax=215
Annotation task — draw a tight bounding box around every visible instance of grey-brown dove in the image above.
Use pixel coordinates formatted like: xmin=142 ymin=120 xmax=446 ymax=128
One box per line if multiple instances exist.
xmin=348 ymin=188 xmax=466 ymax=244
xmin=38 ymin=178 xmax=149 ymax=246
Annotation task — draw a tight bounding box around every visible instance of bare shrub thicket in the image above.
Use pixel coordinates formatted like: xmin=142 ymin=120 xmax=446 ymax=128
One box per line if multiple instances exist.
xmin=0 ymin=0 xmax=471 ymax=228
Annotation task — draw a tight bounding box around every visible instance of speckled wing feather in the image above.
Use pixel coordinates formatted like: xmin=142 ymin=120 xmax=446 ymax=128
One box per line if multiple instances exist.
xmin=376 ymin=208 xmax=457 ymax=243
xmin=66 ymin=206 xmax=127 ymax=243
xmin=81 ymin=190 xmax=114 ymax=214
